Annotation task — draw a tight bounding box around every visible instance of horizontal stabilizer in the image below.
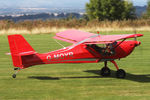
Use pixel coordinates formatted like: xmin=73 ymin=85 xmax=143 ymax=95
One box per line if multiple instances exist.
xmin=18 ymin=51 xmax=37 ymax=56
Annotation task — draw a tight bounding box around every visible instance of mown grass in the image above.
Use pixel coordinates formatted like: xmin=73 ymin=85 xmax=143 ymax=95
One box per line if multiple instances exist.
xmin=0 ymin=31 xmax=150 ymax=100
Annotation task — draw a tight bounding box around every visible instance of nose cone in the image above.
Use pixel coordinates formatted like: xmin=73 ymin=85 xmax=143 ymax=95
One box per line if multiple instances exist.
xmin=135 ymin=41 xmax=141 ymax=47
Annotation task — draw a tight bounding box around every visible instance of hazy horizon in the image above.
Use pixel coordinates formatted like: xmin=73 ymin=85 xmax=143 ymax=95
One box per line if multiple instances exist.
xmin=0 ymin=0 xmax=148 ymax=8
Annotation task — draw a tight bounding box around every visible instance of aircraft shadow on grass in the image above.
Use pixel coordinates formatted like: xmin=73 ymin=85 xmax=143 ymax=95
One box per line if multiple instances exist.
xmin=28 ymin=70 xmax=150 ymax=83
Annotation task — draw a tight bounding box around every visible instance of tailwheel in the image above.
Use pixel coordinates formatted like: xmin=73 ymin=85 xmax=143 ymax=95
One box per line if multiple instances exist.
xmin=116 ymin=69 xmax=126 ymax=78
xmin=100 ymin=67 xmax=111 ymax=77
xmin=12 ymin=67 xmax=21 ymax=78
xmin=12 ymin=74 xmax=16 ymax=78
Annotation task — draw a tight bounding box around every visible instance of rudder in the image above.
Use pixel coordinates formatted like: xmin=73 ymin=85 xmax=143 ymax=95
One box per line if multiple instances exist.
xmin=8 ymin=34 xmax=35 ymax=68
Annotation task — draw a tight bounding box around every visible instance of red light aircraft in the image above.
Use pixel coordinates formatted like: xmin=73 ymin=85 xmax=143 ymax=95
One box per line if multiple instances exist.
xmin=8 ymin=29 xmax=143 ymax=78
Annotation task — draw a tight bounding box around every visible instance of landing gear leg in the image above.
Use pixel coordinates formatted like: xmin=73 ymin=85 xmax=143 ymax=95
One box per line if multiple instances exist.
xmin=12 ymin=68 xmax=21 ymax=78
xmin=100 ymin=61 xmax=111 ymax=77
xmin=111 ymin=61 xmax=126 ymax=78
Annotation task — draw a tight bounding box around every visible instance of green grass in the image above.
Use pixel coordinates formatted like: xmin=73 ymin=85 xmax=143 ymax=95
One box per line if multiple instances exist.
xmin=0 ymin=31 xmax=150 ymax=100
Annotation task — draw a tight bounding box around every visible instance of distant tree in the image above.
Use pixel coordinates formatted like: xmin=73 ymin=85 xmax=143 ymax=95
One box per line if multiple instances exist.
xmin=142 ymin=0 xmax=150 ymax=19
xmin=122 ymin=1 xmax=136 ymax=19
xmin=82 ymin=14 xmax=89 ymax=21
xmin=147 ymin=0 xmax=150 ymax=16
xmin=86 ymin=0 xmax=136 ymax=21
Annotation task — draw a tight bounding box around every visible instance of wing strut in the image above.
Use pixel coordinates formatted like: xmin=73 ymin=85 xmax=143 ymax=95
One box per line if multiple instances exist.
xmin=53 ymin=39 xmax=66 ymax=48
xmin=114 ymin=39 xmax=126 ymax=49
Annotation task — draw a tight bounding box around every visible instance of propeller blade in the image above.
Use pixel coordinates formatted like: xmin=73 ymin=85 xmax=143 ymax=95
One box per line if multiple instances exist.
xmin=133 ymin=29 xmax=137 ymax=41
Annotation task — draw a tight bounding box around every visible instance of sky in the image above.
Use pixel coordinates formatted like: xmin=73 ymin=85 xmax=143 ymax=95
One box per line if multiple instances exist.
xmin=0 ymin=0 xmax=148 ymax=8
xmin=132 ymin=0 xmax=148 ymax=6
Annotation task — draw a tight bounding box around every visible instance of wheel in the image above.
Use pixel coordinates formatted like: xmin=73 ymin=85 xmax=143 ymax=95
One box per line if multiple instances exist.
xmin=12 ymin=74 xmax=16 ymax=78
xmin=116 ymin=69 xmax=126 ymax=78
xmin=100 ymin=67 xmax=111 ymax=77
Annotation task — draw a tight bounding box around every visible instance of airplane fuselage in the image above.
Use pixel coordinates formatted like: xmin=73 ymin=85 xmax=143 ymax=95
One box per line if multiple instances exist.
xmin=21 ymin=40 xmax=140 ymax=69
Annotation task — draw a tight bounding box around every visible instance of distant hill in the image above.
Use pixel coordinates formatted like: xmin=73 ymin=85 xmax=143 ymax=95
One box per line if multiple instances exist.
xmin=0 ymin=6 xmax=147 ymax=21
xmin=135 ymin=6 xmax=147 ymax=17
xmin=0 ymin=13 xmax=83 ymax=22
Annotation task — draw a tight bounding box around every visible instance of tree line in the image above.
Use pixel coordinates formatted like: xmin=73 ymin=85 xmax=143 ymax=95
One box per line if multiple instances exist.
xmin=1 ymin=0 xmax=150 ymax=31
xmin=86 ymin=0 xmax=150 ymax=21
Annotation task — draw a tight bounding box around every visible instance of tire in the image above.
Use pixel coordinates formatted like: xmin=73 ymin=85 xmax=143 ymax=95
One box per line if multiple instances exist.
xmin=100 ymin=67 xmax=111 ymax=77
xmin=116 ymin=69 xmax=126 ymax=78
xmin=12 ymin=74 xmax=16 ymax=78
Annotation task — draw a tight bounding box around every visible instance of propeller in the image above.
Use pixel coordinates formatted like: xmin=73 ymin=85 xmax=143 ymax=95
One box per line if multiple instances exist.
xmin=133 ymin=29 xmax=137 ymax=41
xmin=133 ymin=28 xmax=143 ymax=56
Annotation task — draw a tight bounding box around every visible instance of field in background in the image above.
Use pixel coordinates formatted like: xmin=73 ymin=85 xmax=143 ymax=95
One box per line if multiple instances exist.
xmin=0 ymin=31 xmax=150 ymax=100
xmin=1 ymin=19 xmax=150 ymax=34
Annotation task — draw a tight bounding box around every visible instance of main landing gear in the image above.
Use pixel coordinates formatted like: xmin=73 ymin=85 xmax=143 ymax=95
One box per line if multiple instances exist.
xmin=12 ymin=68 xmax=21 ymax=78
xmin=100 ymin=61 xmax=126 ymax=78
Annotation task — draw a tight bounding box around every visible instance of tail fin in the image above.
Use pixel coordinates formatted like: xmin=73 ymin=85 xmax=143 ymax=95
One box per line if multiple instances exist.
xmin=8 ymin=34 xmax=36 ymax=69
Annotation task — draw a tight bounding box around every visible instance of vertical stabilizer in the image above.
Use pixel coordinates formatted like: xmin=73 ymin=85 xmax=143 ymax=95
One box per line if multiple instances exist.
xmin=8 ymin=35 xmax=35 ymax=68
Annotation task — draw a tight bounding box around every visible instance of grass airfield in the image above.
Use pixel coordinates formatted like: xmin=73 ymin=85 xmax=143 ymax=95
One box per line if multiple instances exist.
xmin=0 ymin=31 xmax=150 ymax=100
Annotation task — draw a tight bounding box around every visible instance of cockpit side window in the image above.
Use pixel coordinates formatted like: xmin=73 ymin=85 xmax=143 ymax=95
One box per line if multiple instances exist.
xmin=89 ymin=42 xmax=117 ymax=56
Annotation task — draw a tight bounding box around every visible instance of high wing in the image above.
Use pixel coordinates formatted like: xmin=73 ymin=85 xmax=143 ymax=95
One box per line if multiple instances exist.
xmin=54 ymin=29 xmax=143 ymax=44
xmin=53 ymin=29 xmax=94 ymax=43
